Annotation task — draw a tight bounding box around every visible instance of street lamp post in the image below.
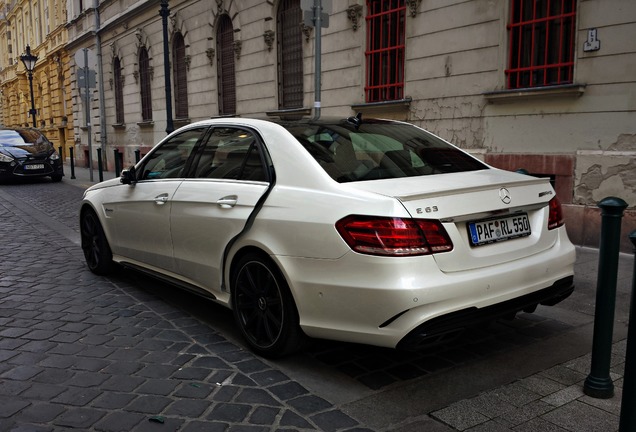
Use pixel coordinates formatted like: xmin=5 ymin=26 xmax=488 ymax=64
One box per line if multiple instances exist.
xmin=20 ymin=45 xmax=38 ymax=128
xmin=159 ymin=0 xmax=174 ymax=135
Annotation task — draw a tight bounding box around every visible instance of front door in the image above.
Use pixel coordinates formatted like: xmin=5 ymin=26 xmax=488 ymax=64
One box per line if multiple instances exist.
xmin=103 ymin=127 xmax=207 ymax=271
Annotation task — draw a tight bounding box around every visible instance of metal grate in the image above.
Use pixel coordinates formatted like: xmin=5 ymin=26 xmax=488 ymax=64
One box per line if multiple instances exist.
xmin=506 ymin=0 xmax=577 ymax=89
xmin=139 ymin=48 xmax=153 ymax=121
xmin=217 ymin=14 xmax=236 ymax=116
xmin=173 ymin=32 xmax=189 ymax=119
xmin=113 ymin=56 xmax=124 ymax=124
xmin=365 ymin=0 xmax=406 ymax=103
xmin=277 ymin=0 xmax=304 ymax=109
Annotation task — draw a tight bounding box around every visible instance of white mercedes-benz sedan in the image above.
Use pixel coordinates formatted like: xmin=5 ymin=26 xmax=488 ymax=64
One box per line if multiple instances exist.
xmin=80 ymin=116 xmax=575 ymax=358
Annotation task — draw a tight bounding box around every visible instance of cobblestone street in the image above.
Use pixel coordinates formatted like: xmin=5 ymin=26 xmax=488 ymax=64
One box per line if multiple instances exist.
xmin=0 ymin=175 xmax=632 ymax=432
xmin=0 ymin=180 xmax=375 ymax=431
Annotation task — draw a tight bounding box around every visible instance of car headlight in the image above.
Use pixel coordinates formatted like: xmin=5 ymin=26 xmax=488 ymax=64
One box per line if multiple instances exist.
xmin=0 ymin=153 xmax=13 ymax=163
xmin=50 ymin=153 xmax=60 ymax=161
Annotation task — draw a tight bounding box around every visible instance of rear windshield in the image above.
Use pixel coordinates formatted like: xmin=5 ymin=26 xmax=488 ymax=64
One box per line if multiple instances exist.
xmin=281 ymin=121 xmax=487 ymax=183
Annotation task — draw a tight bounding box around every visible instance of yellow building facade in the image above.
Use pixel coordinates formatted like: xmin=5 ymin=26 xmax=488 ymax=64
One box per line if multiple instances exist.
xmin=0 ymin=0 xmax=74 ymax=157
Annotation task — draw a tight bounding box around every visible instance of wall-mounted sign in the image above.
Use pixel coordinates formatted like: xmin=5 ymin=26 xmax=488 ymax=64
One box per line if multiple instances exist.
xmin=583 ymin=28 xmax=601 ymax=52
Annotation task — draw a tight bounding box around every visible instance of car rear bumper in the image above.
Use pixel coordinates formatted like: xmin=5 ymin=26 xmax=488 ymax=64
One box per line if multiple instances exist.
xmin=395 ymin=275 xmax=574 ymax=351
xmin=275 ymin=232 xmax=576 ymax=349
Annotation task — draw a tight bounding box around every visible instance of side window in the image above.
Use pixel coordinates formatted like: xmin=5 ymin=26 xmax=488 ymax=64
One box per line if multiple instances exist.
xmin=139 ymin=47 xmax=153 ymax=121
xmin=139 ymin=128 xmax=206 ymax=180
xmin=506 ymin=0 xmax=576 ymax=89
xmin=173 ymin=32 xmax=189 ymax=119
xmin=216 ymin=15 xmax=237 ymax=116
xmin=365 ymin=0 xmax=406 ymax=102
xmin=113 ymin=56 xmax=124 ymax=124
xmin=277 ymin=0 xmax=303 ymax=109
xmin=193 ymin=128 xmax=267 ymax=182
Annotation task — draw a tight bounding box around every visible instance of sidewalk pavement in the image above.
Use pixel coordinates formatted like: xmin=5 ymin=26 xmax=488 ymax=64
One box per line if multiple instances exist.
xmin=429 ymin=338 xmax=628 ymax=432
xmin=0 ymin=161 xmax=632 ymax=431
xmin=63 ymin=161 xmax=117 ymax=189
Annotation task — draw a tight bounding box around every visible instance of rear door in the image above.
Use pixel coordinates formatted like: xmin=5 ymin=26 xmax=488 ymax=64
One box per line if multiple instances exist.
xmin=170 ymin=126 xmax=270 ymax=293
xmin=103 ymin=127 xmax=207 ymax=270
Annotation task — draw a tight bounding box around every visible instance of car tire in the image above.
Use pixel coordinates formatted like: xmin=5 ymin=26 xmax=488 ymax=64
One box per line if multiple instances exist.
xmin=80 ymin=209 xmax=114 ymax=275
xmin=232 ymin=253 xmax=305 ymax=358
xmin=51 ymin=174 xmax=63 ymax=182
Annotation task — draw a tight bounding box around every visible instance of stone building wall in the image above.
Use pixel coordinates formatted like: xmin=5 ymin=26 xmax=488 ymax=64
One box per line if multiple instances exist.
xmin=61 ymin=0 xmax=635 ymax=250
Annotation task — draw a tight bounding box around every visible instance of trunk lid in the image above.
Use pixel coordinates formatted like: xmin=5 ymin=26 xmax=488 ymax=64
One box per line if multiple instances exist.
xmin=348 ymin=169 xmax=559 ymax=272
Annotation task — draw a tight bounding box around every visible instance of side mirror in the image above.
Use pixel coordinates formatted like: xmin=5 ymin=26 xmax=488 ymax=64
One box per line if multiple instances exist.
xmin=120 ymin=166 xmax=137 ymax=185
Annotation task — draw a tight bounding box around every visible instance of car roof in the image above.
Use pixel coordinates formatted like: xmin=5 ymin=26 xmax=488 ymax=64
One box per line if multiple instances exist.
xmin=185 ymin=116 xmax=401 ymax=129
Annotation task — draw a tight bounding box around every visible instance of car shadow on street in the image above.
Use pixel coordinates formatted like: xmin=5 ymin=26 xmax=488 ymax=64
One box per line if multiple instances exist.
xmin=302 ymin=313 xmax=573 ymax=390
xmin=103 ymin=266 xmax=574 ymax=391
xmin=0 ymin=176 xmax=59 ymax=185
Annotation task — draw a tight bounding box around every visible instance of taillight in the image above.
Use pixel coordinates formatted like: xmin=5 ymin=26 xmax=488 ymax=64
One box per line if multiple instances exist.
xmin=548 ymin=196 xmax=564 ymax=230
xmin=335 ymin=216 xmax=453 ymax=256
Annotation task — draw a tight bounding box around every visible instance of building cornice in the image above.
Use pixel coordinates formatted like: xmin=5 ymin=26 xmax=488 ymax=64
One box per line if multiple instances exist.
xmin=99 ymin=0 xmax=160 ymax=34
xmin=484 ymin=84 xmax=586 ymax=103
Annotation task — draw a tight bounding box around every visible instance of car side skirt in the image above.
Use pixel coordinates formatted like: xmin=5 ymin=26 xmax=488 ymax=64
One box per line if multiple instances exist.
xmin=117 ymin=260 xmax=221 ymax=303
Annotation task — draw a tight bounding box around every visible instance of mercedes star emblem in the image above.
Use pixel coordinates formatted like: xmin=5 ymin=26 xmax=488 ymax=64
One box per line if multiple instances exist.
xmin=499 ymin=187 xmax=512 ymax=204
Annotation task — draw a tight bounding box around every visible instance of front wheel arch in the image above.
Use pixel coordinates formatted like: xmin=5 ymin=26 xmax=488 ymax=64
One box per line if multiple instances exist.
xmin=80 ymin=206 xmax=114 ymax=275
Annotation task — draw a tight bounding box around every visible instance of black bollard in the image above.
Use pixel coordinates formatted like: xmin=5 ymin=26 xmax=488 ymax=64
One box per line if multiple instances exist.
xmin=135 ymin=149 xmax=141 ymax=163
xmin=58 ymin=146 xmax=64 ymax=176
xmin=114 ymin=149 xmax=121 ymax=177
xmin=584 ymin=197 xmax=628 ymax=398
xmin=69 ymin=147 xmax=76 ymax=179
xmin=97 ymin=148 xmax=104 ymax=182
xmin=619 ymin=231 xmax=636 ymax=431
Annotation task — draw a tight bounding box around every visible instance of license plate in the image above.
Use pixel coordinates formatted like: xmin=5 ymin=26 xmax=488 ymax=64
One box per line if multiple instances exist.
xmin=468 ymin=213 xmax=531 ymax=246
xmin=24 ymin=164 xmax=45 ymax=170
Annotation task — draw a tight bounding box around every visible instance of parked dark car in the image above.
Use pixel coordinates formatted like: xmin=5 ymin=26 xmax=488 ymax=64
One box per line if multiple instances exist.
xmin=0 ymin=128 xmax=63 ymax=182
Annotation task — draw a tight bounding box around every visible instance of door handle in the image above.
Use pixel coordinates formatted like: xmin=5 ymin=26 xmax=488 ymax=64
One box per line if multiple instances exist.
xmin=217 ymin=195 xmax=238 ymax=208
xmin=154 ymin=193 xmax=169 ymax=205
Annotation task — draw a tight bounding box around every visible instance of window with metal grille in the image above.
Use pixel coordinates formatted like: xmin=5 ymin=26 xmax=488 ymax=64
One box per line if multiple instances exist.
xmin=365 ymin=0 xmax=406 ymax=103
xmin=506 ymin=0 xmax=576 ymax=89
xmin=217 ymin=14 xmax=236 ymax=116
xmin=277 ymin=0 xmax=303 ymax=109
xmin=173 ymin=32 xmax=188 ymax=119
xmin=113 ymin=56 xmax=124 ymax=124
xmin=139 ymin=47 xmax=152 ymax=121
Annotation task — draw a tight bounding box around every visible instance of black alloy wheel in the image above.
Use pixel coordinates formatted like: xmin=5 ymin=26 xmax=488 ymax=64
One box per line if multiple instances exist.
xmin=80 ymin=209 xmax=114 ymax=275
xmin=232 ymin=253 xmax=304 ymax=358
